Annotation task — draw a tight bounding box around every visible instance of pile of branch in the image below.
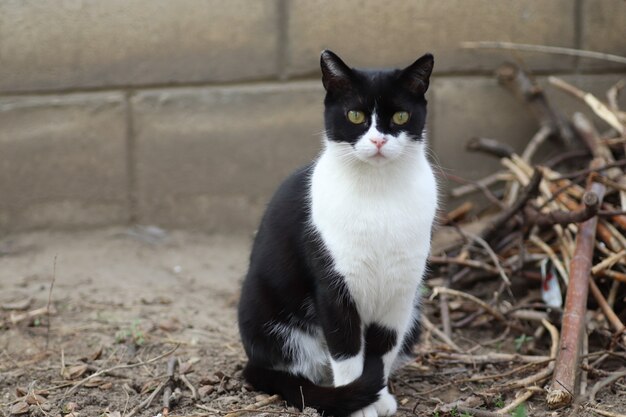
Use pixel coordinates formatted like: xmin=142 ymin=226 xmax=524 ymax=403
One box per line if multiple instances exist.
xmin=430 ymin=64 xmax=626 ymax=412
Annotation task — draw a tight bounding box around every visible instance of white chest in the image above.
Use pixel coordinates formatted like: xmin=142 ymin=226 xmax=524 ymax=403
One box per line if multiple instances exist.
xmin=310 ymin=151 xmax=437 ymax=322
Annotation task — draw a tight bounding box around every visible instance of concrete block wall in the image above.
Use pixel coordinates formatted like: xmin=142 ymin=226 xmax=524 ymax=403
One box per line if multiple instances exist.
xmin=1 ymin=0 xmax=625 ymax=233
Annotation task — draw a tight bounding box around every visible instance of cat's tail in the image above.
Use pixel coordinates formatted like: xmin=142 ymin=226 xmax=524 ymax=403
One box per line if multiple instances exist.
xmin=242 ymin=355 xmax=384 ymax=417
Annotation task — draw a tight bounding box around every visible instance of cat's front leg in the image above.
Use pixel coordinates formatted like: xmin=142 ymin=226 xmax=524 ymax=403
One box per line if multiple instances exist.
xmin=315 ymin=277 xmax=364 ymax=386
xmin=364 ymin=324 xmax=400 ymax=416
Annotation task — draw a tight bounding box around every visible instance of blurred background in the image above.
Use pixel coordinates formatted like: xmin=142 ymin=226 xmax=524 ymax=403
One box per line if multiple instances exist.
xmin=1 ymin=0 xmax=625 ymax=234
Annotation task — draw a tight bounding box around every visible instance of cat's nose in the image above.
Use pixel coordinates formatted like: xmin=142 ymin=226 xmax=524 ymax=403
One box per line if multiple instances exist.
xmin=370 ymin=137 xmax=388 ymax=149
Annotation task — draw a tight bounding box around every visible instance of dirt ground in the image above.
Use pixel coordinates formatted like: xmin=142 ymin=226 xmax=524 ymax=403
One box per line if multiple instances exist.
xmin=1 ymin=227 xmax=624 ymax=417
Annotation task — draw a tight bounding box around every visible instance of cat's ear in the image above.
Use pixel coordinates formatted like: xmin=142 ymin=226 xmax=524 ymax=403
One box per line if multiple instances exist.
xmin=399 ymin=53 xmax=434 ymax=95
xmin=320 ymin=50 xmax=354 ymax=92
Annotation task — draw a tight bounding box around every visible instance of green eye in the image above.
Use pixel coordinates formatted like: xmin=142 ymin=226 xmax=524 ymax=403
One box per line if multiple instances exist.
xmin=392 ymin=111 xmax=410 ymax=125
xmin=347 ymin=110 xmax=366 ymax=124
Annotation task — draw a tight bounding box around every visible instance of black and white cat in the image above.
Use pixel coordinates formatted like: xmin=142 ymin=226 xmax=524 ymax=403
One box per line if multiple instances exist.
xmin=238 ymin=50 xmax=438 ymax=417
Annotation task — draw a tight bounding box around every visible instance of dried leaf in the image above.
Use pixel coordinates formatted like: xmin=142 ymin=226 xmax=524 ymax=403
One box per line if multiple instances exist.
xmin=10 ymin=401 xmax=30 ymax=415
xmin=25 ymin=393 xmax=47 ymax=404
xmin=140 ymin=379 xmax=161 ymax=394
xmin=198 ymin=385 xmax=214 ymax=397
xmin=1 ymin=297 xmax=32 ymax=311
xmin=99 ymin=382 xmax=113 ymax=390
xmin=88 ymin=346 xmax=103 ymax=362
xmin=62 ymin=402 xmax=79 ymax=413
xmin=179 ymin=361 xmax=193 ymax=375
xmin=83 ymin=376 xmax=107 ymax=388
xmin=140 ymin=296 xmax=172 ymax=305
xmin=62 ymin=364 xmax=88 ymax=380
xmin=214 ymin=370 xmax=228 ymax=380
xmin=199 ymin=375 xmax=220 ymax=385
xmin=15 ymin=386 xmax=28 ymax=397
xmin=157 ymin=318 xmax=181 ymax=332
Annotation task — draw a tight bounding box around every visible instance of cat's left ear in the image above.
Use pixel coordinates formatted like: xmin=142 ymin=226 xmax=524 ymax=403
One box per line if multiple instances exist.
xmin=399 ymin=53 xmax=434 ymax=95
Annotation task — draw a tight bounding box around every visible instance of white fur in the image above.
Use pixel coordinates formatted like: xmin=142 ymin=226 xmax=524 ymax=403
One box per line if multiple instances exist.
xmin=350 ymin=404 xmax=378 ymax=417
xmin=310 ymin=113 xmax=438 ymax=397
xmin=267 ymin=321 xmax=329 ymax=384
xmin=273 ymin=113 xmax=437 ymax=415
xmin=374 ymin=388 xmax=398 ymax=416
xmin=331 ymin=347 xmax=365 ymax=386
xmin=392 ymin=304 xmax=422 ymax=371
xmin=352 ymin=112 xmax=409 ymax=164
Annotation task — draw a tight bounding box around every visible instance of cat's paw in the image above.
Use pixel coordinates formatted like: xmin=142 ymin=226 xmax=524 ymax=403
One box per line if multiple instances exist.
xmin=349 ymin=404 xmax=377 ymax=417
xmin=373 ymin=388 xmax=397 ymax=416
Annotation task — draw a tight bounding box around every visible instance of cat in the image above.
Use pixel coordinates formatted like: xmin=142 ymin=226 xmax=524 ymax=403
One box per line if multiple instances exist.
xmin=238 ymin=50 xmax=438 ymax=417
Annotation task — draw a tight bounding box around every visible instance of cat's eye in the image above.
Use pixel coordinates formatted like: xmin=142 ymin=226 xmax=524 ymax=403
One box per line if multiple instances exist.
xmin=347 ymin=110 xmax=366 ymax=124
xmin=392 ymin=111 xmax=410 ymax=125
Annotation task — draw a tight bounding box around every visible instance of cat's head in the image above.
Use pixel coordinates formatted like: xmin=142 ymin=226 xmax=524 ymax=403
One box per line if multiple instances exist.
xmin=320 ymin=50 xmax=433 ymax=166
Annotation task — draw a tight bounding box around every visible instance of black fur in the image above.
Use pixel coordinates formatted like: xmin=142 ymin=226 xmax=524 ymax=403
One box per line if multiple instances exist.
xmin=238 ymin=165 xmax=381 ymax=415
xmin=320 ymin=50 xmax=432 ymax=145
xmin=243 ymin=355 xmax=384 ymax=417
xmin=365 ymin=324 xmax=397 ymax=357
xmin=238 ymin=50 xmax=434 ymax=416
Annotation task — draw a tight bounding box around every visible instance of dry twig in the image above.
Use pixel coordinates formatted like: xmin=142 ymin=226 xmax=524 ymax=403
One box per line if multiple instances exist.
xmin=547 ymin=162 xmax=606 ymax=408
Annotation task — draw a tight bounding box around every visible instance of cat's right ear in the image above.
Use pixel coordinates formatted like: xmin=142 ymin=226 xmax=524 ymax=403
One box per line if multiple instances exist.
xmin=320 ymin=50 xmax=353 ymax=92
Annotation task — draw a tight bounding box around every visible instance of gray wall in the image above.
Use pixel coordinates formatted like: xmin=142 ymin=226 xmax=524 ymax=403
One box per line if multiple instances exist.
xmin=1 ymin=0 xmax=625 ymax=232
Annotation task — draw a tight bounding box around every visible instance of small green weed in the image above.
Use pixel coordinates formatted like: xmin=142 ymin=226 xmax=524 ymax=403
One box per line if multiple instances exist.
xmin=115 ymin=319 xmax=146 ymax=346
xmin=511 ymin=404 xmax=527 ymax=417
xmin=514 ymin=334 xmax=533 ymax=351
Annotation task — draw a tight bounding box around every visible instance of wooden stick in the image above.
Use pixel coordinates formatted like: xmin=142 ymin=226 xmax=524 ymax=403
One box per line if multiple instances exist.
xmin=522 ymin=126 xmax=553 ymax=163
xmin=3 ymin=306 xmax=57 ymax=328
xmin=496 ymin=389 xmax=535 ymax=415
xmin=591 ymin=250 xmax=626 ymax=275
xmin=588 ymin=369 xmax=626 ymax=404
xmin=460 ymin=41 xmax=626 ymax=65
xmin=162 ymin=356 xmax=178 ymax=416
xmin=65 ymin=344 xmax=179 ymax=396
xmin=482 ymin=168 xmax=543 ymax=242
xmin=547 ymin=160 xmax=606 ymax=409
xmin=555 ymin=160 xmax=626 ymax=181
xmin=430 ymin=287 xmax=506 ymax=323
xmin=439 ymin=293 xmax=452 ymax=339
xmin=600 ymin=269 xmax=626 ymax=283
xmin=467 ymin=137 xmax=515 ymax=158
xmin=607 ymin=80 xmax=625 ymax=116
xmin=428 ymin=256 xmax=501 ymax=275
xmin=588 ymin=407 xmax=626 ymax=417
xmin=550 ymin=77 xmax=624 ymax=134
xmin=421 ymin=315 xmax=462 ymax=353
xmin=525 ymin=190 xmax=600 ymax=228
xmin=529 ymin=235 xmax=570 ymax=286
xmin=126 ymin=381 xmax=166 ymax=417
xmin=446 ymin=407 xmax=502 ymax=417
xmin=224 ymin=394 xmax=282 ymax=417
xmin=430 ymin=352 xmax=550 ymax=364
xmin=589 ymin=279 xmax=626 ymax=340
xmin=443 ymin=201 xmax=474 ymax=224
xmin=46 ymin=256 xmax=57 ymax=350
xmin=496 ymin=63 xmax=573 ymax=143
xmin=500 ymin=319 xmax=559 ymax=391
xmin=462 ymin=231 xmax=511 ymax=286
xmin=450 ymin=171 xmax=511 ymax=198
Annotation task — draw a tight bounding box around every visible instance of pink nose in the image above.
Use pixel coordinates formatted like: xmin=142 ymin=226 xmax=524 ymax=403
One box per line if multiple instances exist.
xmin=370 ymin=137 xmax=388 ymax=149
